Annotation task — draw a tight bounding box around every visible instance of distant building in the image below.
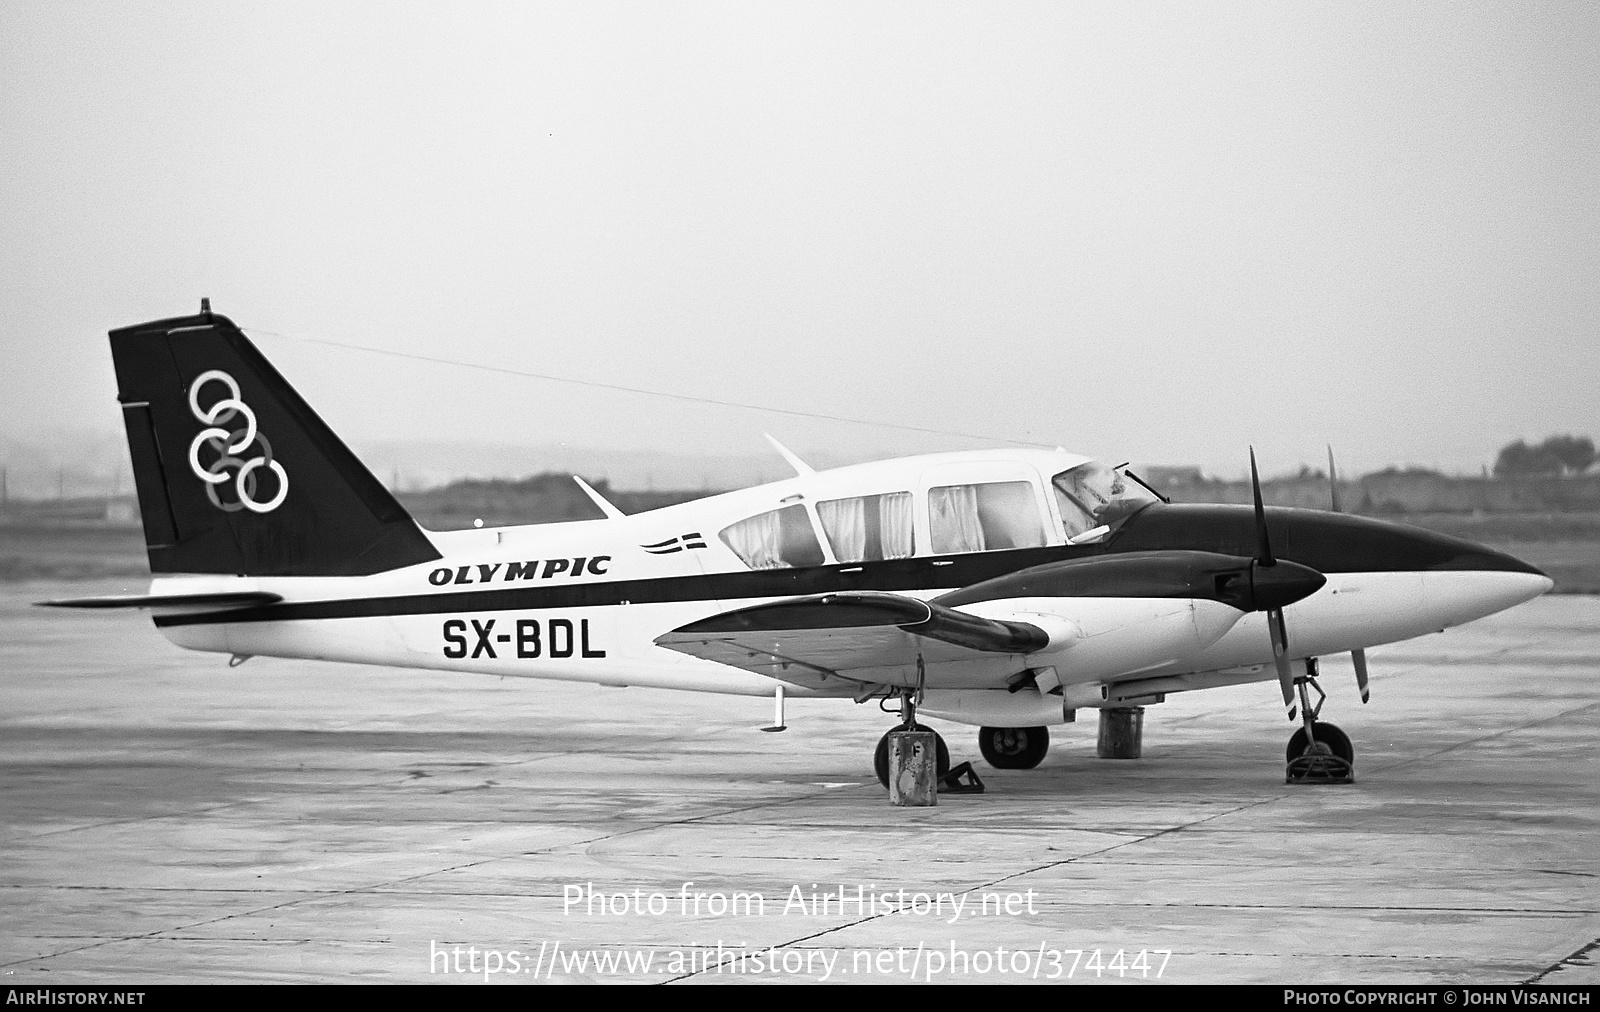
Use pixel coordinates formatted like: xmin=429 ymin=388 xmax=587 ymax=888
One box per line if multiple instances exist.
xmin=104 ymin=498 xmax=139 ymax=525
xmin=1143 ymin=465 xmax=1206 ymax=487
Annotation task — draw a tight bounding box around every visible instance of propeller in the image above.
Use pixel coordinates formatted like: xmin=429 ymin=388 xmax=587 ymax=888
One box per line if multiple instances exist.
xmin=1326 ymin=444 xmax=1371 ymax=704
xmin=1326 ymin=444 xmax=1341 ymax=513
xmin=1251 ymin=448 xmax=1301 ymax=722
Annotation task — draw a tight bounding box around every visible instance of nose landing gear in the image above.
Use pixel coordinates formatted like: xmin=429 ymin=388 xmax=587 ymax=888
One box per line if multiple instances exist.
xmin=1285 ymin=659 xmax=1355 ymax=784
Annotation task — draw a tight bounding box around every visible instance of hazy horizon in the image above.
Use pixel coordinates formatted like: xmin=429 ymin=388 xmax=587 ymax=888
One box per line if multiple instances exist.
xmin=4 ymin=4 xmax=1597 ymax=489
xmin=0 ymin=427 xmax=1573 ymax=502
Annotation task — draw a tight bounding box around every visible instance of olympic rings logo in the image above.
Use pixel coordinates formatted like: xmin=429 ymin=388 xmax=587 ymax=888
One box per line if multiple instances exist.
xmin=186 ymin=370 xmax=289 ymax=513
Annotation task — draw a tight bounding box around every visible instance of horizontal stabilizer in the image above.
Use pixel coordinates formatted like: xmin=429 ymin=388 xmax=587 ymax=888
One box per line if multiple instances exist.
xmin=655 ymin=591 xmax=1047 ymax=683
xmin=36 ymin=591 xmax=283 ymax=611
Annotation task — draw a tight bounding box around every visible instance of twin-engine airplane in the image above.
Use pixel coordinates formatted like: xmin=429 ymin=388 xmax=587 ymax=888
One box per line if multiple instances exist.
xmin=46 ymin=308 xmax=1553 ymax=786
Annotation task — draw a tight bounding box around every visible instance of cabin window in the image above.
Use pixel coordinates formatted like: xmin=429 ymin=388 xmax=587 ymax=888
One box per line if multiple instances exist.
xmin=718 ymin=504 xmax=826 ymax=570
xmin=1051 ymin=462 xmax=1158 ymax=538
xmin=817 ymin=491 xmax=915 ymax=563
xmin=928 ymin=481 xmax=1046 ymax=554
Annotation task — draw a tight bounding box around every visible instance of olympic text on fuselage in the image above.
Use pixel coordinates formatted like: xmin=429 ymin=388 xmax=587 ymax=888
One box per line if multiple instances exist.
xmin=427 ymin=557 xmax=612 ymax=587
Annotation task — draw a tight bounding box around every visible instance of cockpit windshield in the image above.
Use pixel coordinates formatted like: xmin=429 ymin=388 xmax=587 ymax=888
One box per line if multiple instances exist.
xmin=1051 ymin=461 xmax=1160 ymax=540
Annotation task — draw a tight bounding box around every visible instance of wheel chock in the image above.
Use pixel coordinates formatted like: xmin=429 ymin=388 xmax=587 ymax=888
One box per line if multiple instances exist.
xmin=938 ymin=761 xmax=985 ymax=794
xmin=1285 ymin=754 xmax=1355 ymax=784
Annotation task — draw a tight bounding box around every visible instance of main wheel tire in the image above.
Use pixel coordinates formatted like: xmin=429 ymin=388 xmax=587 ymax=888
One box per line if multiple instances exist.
xmin=978 ymin=725 xmax=1050 ymax=769
xmin=874 ymin=725 xmax=950 ymax=788
xmin=1286 ymin=722 xmax=1354 ymax=765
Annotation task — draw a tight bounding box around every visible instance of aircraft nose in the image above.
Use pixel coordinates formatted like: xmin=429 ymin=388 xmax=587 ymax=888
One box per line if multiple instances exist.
xmin=1446 ymin=540 xmax=1549 ymax=580
xmin=1424 ymin=566 xmax=1554 ymax=628
xmin=1522 ymin=571 xmax=1557 ymax=601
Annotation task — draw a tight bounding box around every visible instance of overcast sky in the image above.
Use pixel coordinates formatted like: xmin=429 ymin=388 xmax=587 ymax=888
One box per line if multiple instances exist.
xmin=3 ymin=1 xmax=1596 ymax=482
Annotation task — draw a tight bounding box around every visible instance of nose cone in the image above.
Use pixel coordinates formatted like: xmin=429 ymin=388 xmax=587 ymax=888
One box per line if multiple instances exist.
xmin=1463 ymin=546 xmax=1552 ymax=583
xmin=1406 ymin=537 xmax=1556 ymax=618
xmin=1425 ymin=567 xmax=1554 ymax=627
xmin=1112 ymin=504 xmax=1558 ymax=622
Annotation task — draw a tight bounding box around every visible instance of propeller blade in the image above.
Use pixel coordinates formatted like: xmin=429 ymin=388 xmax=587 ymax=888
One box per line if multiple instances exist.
xmin=1352 ymin=647 xmax=1370 ymax=703
xmin=1249 ymin=447 xmax=1275 ymax=566
xmin=1326 ymin=444 xmax=1341 ymax=513
xmin=1270 ymin=607 xmax=1296 ymax=721
xmin=1252 ymin=449 xmax=1300 ymax=721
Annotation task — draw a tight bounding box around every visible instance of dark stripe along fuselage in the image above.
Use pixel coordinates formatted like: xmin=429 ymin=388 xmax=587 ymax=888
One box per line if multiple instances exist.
xmin=153 ymin=503 xmax=1544 ymax=628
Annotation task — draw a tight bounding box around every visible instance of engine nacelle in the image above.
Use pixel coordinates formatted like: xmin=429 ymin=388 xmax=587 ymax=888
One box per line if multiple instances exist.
xmin=965 ymin=595 xmax=1246 ymax=684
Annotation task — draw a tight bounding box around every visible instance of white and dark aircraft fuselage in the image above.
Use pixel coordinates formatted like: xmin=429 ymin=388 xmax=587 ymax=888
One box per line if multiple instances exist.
xmin=147 ymin=455 xmax=1548 ymax=711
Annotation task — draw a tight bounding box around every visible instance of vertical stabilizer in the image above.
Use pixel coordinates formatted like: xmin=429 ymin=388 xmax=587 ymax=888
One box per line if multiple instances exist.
xmin=111 ymin=310 xmax=441 ymax=577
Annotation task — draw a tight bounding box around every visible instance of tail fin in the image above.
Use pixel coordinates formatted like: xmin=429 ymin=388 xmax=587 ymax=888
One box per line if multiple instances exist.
xmin=111 ymin=308 xmax=441 ymax=577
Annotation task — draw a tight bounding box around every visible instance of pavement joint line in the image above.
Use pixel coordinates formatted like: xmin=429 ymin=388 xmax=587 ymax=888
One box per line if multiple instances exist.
xmin=16 ymin=802 xmax=262 ymax=842
xmin=1527 ymin=934 xmax=1600 ymax=984
xmin=5 ymin=722 xmax=721 ymax=842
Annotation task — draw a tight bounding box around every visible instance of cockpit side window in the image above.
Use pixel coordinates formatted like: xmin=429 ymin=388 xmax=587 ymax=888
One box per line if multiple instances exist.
xmin=718 ymin=504 xmax=825 ymax=570
xmin=1052 ymin=462 xmax=1158 ymax=538
xmin=928 ymin=481 xmax=1046 ymax=555
xmin=817 ymin=492 xmax=915 ymax=563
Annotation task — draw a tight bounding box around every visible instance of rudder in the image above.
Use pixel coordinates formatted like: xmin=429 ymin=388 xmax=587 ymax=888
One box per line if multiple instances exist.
xmin=111 ymin=308 xmax=442 ymax=577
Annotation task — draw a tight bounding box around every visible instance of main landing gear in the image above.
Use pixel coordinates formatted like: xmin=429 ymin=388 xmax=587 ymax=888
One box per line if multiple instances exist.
xmin=873 ymin=724 xmax=950 ymax=787
xmin=1285 ymin=658 xmax=1355 ymax=784
xmin=977 ymin=725 xmax=1049 ymax=769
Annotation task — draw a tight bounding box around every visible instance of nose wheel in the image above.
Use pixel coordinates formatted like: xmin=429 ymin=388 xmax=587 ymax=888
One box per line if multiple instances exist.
xmin=1285 ymin=660 xmax=1355 ymax=784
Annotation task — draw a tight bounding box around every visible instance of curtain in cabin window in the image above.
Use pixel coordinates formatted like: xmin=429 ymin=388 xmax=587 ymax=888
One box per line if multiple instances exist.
xmin=719 ymin=510 xmax=785 ymax=569
xmin=818 ymin=491 xmax=917 ymax=562
xmin=878 ymin=491 xmax=915 ymax=559
xmin=818 ymin=496 xmax=868 ymax=563
xmin=720 ymin=504 xmax=824 ymax=569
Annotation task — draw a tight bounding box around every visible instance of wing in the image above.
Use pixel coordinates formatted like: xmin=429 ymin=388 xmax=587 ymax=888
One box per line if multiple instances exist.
xmin=654 ymin=591 xmax=1047 ymax=689
xmin=656 ymin=551 xmax=1326 ymax=693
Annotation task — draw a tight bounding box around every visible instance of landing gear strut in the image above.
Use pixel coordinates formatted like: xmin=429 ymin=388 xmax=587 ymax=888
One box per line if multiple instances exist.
xmin=871 ymin=683 xmax=983 ymax=794
xmin=873 ymin=687 xmax=949 ymax=788
xmin=1285 ymin=658 xmax=1355 ymax=784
